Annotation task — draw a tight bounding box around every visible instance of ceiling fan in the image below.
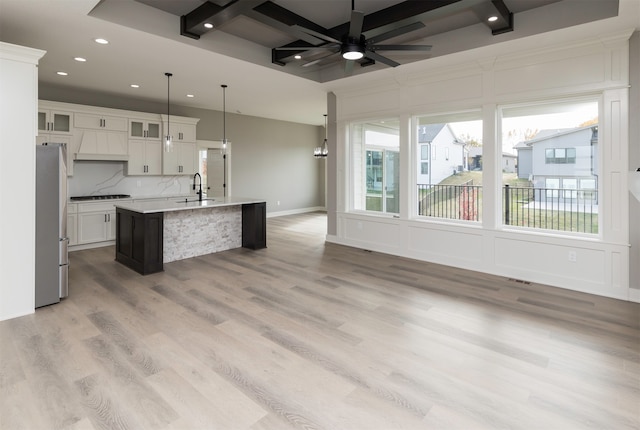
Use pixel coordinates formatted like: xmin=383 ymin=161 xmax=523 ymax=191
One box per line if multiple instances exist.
xmin=274 ymin=0 xmax=432 ymax=73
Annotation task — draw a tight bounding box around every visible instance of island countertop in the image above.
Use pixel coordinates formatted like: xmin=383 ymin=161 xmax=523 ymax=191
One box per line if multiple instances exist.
xmin=114 ymin=196 xmax=266 ymax=214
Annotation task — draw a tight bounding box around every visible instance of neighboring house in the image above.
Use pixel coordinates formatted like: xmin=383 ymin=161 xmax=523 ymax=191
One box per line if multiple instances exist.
xmin=417 ymin=123 xmax=467 ymax=185
xmin=467 ymin=146 xmax=483 ymax=170
xmin=502 ymin=152 xmax=517 ymax=173
xmin=515 ymin=125 xmax=598 ymax=202
xmin=465 ymin=148 xmax=516 ymax=173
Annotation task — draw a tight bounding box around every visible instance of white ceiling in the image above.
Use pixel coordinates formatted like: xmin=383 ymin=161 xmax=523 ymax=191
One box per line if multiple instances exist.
xmin=0 ymin=0 xmax=636 ymax=126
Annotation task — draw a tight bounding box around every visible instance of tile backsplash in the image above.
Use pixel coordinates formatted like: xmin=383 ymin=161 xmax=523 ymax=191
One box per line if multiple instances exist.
xmin=68 ymin=161 xmax=193 ymax=198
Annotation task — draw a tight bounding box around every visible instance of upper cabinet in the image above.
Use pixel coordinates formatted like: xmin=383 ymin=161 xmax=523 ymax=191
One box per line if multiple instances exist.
xmin=75 ymin=113 xmax=128 ymax=132
xmin=161 ymin=115 xmax=198 ymax=143
xmin=37 ymin=100 xmax=199 ymax=174
xmin=162 ymin=142 xmax=197 ymax=175
xmin=130 ymin=119 xmax=161 ymax=140
xmin=161 ymin=115 xmax=200 ymax=175
xmin=38 ymin=109 xmax=72 ymax=134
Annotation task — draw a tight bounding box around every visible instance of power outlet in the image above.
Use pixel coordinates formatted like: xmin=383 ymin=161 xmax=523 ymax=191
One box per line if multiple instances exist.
xmin=568 ymin=251 xmax=577 ymax=262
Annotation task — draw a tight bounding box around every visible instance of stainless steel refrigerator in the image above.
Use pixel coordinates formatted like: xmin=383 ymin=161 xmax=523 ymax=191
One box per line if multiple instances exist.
xmin=36 ymin=143 xmax=69 ymax=308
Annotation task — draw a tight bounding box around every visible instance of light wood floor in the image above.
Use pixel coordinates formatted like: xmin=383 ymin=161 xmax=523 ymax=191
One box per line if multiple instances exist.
xmin=1 ymin=212 xmax=639 ymax=430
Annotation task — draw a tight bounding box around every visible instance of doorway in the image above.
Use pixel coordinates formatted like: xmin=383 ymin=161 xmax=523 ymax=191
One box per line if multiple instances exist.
xmin=197 ymin=140 xmax=230 ymax=197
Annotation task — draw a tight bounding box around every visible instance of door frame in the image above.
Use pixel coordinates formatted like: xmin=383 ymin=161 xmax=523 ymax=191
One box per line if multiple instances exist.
xmin=196 ymin=140 xmax=231 ymax=197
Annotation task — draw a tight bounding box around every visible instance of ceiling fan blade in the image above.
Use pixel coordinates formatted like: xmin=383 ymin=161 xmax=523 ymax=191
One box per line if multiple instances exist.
xmin=369 ymin=44 xmax=432 ymax=51
xmin=274 ymin=43 xmax=340 ymax=51
xmin=302 ymin=59 xmax=323 ymax=68
xmin=368 ymin=21 xmax=426 ymax=44
xmin=349 ymin=10 xmax=364 ymax=38
xmin=291 ymin=25 xmax=341 ymax=44
xmin=364 ymin=50 xmax=400 ymax=67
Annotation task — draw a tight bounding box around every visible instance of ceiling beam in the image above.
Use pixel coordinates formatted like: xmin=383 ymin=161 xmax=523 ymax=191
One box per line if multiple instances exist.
xmin=488 ymin=0 xmax=514 ymax=35
xmin=181 ymin=0 xmax=267 ymax=39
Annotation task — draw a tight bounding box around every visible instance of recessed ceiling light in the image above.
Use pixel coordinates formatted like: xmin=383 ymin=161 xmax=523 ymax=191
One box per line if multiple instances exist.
xmin=130 ymin=84 xmax=140 ymax=88
xmin=294 ymin=54 xmax=302 ymax=60
xmin=186 ymin=94 xmax=195 ymax=98
xmin=94 ymin=38 xmax=109 ymax=44
xmin=56 ymin=71 xmax=68 ymax=76
xmin=488 ymin=16 xmax=498 ymax=22
xmin=74 ymin=57 xmax=87 ymax=62
xmin=204 ymin=23 xmax=213 ymax=29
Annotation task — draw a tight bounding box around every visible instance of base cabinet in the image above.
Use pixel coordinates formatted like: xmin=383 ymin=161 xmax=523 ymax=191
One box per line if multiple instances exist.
xmin=115 ymin=209 xmax=163 ymax=275
xmin=78 ymin=211 xmax=116 ymax=244
xmin=242 ymin=202 xmax=266 ymax=249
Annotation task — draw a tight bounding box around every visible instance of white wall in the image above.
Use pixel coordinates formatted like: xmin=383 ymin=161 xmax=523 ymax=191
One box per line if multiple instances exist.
xmin=0 ymin=42 xmax=45 ymax=321
xmin=629 ymin=32 xmax=640 ymax=298
xmin=328 ymin=32 xmax=633 ymax=301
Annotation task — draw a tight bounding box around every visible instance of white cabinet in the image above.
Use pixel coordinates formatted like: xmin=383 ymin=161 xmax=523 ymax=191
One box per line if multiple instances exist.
xmin=36 ymin=134 xmax=74 ymax=176
xmin=38 ymin=109 xmax=72 ymax=134
xmin=67 ymin=204 xmax=77 ymax=246
xmin=168 ymin=122 xmax=196 ymax=142
xmin=130 ymin=119 xmax=161 ymax=140
xmin=127 ymin=139 xmax=162 ymax=175
xmin=77 ymin=202 xmax=123 ymax=244
xmin=162 ymin=116 xmax=198 ymax=143
xmin=163 ymin=142 xmax=197 ymax=175
xmin=75 ymin=112 xmax=128 ymax=132
xmin=78 ymin=212 xmax=114 ymax=243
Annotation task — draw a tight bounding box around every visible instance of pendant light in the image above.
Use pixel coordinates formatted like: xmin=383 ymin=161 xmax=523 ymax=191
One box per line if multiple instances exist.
xmin=221 ymin=84 xmax=228 ymax=152
xmin=314 ymin=114 xmax=328 ymax=158
xmin=164 ymin=72 xmax=173 ymax=152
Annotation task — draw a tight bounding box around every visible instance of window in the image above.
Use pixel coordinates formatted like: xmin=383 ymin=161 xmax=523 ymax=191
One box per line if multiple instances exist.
xmin=501 ymin=98 xmax=599 ymax=234
xmin=420 ymin=144 xmax=429 ymax=175
xmin=545 ymin=148 xmax=576 ymax=164
xmin=415 ymin=112 xmax=482 ymax=222
xmin=545 ymin=178 xmax=560 ymax=198
xmin=563 ymin=178 xmax=577 ymax=199
xmin=351 ymin=118 xmax=400 ymax=214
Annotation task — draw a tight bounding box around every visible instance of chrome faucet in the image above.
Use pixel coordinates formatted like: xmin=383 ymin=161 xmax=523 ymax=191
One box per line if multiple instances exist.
xmin=193 ymin=173 xmax=203 ymax=201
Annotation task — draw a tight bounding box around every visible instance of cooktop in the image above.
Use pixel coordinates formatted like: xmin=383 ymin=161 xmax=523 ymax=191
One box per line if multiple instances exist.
xmin=70 ymin=194 xmax=131 ymax=201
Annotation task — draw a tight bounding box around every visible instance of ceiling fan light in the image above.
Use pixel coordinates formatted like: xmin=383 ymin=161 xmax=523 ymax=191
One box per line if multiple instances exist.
xmin=343 ymin=50 xmax=364 ymax=60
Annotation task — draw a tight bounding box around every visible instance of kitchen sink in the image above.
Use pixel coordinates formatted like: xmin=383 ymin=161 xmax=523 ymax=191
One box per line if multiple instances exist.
xmin=176 ymin=198 xmax=216 ymax=203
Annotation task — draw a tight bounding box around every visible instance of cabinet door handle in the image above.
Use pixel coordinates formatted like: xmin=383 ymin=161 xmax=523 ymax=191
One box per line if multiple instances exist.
xmin=104 ymin=214 xmax=107 ymax=222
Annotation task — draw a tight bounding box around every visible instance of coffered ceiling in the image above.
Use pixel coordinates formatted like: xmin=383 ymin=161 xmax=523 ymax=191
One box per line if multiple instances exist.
xmin=0 ymin=0 xmax=633 ymax=126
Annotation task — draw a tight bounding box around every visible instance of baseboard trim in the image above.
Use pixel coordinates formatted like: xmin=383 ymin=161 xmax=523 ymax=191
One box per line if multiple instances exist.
xmin=267 ymin=206 xmax=326 ymax=218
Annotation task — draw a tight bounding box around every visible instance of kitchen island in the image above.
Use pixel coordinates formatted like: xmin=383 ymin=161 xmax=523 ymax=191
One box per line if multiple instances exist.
xmin=114 ymin=197 xmax=266 ymax=274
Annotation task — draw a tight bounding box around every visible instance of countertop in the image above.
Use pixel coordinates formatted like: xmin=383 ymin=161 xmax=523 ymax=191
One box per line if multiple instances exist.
xmin=114 ymin=196 xmax=266 ymax=214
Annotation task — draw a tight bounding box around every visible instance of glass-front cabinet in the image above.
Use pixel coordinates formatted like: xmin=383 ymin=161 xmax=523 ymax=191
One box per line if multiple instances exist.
xmin=130 ymin=119 xmax=161 ymax=140
xmin=38 ymin=110 xmax=72 ymax=133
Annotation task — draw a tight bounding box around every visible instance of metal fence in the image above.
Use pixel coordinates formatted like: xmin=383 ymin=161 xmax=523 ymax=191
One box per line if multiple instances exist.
xmin=417 ymin=183 xmax=598 ymax=233
xmin=418 ymin=181 xmax=481 ymax=221
xmin=503 ymin=184 xmax=598 ymax=233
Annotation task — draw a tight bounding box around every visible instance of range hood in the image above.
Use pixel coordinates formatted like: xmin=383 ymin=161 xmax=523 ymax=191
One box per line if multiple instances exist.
xmin=75 ymin=130 xmax=129 ymax=161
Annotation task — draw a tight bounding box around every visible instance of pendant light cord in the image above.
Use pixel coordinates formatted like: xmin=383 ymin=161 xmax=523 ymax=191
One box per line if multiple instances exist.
xmin=221 ymin=84 xmax=227 ymax=146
